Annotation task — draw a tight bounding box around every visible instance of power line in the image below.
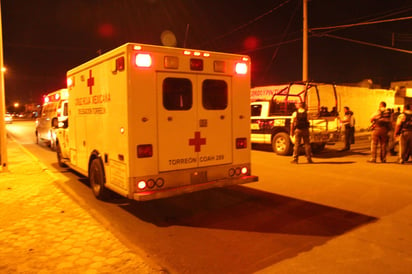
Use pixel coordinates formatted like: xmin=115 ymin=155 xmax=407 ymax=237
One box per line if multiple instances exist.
xmin=322 ymin=33 xmax=412 ymax=54
xmin=201 ymin=0 xmax=292 ymax=47
xmin=263 ymin=0 xmax=301 ymax=81
xmin=310 ymin=16 xmax=412 ymax=32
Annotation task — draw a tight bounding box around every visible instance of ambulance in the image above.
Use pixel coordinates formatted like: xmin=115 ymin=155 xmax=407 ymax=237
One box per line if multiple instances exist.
xmin=56 ymin=42 xmax=258 ymax=201
xmin=35 ymin=88 xmax=68 ymax=150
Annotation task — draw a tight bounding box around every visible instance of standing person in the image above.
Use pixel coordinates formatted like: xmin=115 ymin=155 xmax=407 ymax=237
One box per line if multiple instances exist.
xmin=341 ymin=106 xmax=355 ymax=151
xmin=388 ymin=107 xmax=400 ymax=155
xmin=368 ymin=101 xmax=392 ymax=163
xmin=394 ymin=104 xmax=412 ymax=164
xmin=290 ymin=101 xmax=313 ymax=164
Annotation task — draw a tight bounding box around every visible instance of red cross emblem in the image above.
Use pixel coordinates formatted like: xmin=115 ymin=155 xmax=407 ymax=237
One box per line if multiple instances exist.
xmin=189 ymin=131 xmax=206 ymax=152
xmin=87 ymin=70 xmax=94 ymax=95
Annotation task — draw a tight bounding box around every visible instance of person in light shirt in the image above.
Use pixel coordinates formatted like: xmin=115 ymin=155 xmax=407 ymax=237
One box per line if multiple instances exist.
xmin=341 ymin=106 xmax=355 ymax=151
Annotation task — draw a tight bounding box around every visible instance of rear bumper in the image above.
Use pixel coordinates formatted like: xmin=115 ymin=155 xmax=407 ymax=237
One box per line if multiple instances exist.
xmin=133 ymin=175 xmax=258 ymax=201
xmin=311 ymin=131 xmax=341 ymax=144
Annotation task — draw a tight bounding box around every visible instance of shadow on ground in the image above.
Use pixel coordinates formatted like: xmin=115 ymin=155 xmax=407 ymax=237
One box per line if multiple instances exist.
xmin=115 ymin=185 xmax=377 ymax=273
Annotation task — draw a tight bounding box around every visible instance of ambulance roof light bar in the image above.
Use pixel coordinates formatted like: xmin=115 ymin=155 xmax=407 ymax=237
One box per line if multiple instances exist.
xmin=183 ymin=50 xmax=210 ymax=57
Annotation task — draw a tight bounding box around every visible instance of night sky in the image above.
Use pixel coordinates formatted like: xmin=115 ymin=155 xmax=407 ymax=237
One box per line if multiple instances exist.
xmin=2 ymin=0 xmax=412 ymax=106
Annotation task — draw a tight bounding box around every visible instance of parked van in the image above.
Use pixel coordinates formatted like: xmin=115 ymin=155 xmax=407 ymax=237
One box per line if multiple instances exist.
xmin=35 ymin=88 xmax=68 ymax=150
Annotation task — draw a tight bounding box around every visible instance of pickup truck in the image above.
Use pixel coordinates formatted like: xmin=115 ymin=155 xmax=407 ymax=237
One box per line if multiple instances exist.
xmin=251 ymin=82 xmax=341 ymax=155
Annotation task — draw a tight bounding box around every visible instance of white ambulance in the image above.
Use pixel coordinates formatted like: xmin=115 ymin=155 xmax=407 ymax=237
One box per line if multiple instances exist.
xmin=35 ymin=88 xmax=68 ymax=150
xmin=56 ymin=42 xmax=258 ymax=201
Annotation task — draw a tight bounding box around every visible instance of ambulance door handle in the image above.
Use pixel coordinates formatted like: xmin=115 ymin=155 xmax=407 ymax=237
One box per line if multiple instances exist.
xmin=199 ymin=119 xmax=208 ymax=127
xmin=167 ymin=116 xmax=173 ymax=121
xmin=220 ymin=115 xmax=225 ymax=120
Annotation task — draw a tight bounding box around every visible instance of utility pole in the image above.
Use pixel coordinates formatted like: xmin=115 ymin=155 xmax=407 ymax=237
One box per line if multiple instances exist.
xmin=302 ymin=0 xmax=308 ymax=81
xmin=0 ymin=1 xmax=8 ymax=172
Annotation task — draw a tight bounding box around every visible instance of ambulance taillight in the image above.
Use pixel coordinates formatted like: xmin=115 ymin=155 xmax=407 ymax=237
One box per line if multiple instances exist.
xmin=229 ymin=166 xmax=250 ymax=177
xmin=135 ymin=53 xmax=152 ymax=68
xmin=236 ymin=137 xmax=247 ymax=149
xmin=137 ymin=144 xmax=153 ymax=158
xmin=137 ymin=180 xmax=146 ymax=190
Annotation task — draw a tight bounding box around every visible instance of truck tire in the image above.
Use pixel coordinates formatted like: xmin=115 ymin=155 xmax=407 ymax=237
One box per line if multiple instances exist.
xmin=56 ymin=142 xmax=67 ymax=167
xmin=272 ymin=132 xmax=292 ymax=156
xmin=89 ymin=158 xmax=110 ymax=200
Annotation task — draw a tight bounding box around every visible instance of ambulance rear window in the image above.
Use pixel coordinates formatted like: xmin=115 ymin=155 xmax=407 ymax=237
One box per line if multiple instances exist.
xmin=202 ymin=80 xmax=227 ymax=110
xmin=163 ymin=78 xmax=192 ymax=110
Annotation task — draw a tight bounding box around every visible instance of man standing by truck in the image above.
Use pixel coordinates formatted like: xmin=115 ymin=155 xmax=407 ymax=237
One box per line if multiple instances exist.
xmin=341 ymin=106 xmax=355 ymax=151
xmin=290 ymin=101 xmax=313 ymax=164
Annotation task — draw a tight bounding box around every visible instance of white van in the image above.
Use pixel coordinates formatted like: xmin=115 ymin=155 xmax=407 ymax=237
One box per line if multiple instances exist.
xmin=35 ymin=89 xmax=68 ymax=150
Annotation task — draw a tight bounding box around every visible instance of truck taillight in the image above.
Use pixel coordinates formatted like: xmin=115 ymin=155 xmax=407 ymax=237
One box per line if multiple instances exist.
xmin=236 ymin=137 xmax=247 ymax=149
xmin=235 ymin=62 xmax=248 ymax=75
xmin=137 ymin=144 xmax=153 ymax=158
xmin=135 ymin=53 xmax=152 ymax=68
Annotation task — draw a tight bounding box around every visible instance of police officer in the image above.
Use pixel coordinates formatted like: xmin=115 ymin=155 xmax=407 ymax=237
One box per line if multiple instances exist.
xmin=395 ymin=104 xmax=412 ymax=164
xmin=290 ymin=101 xmax=313 ymax=164
xmin=368 ymin=101 xmax=392 ymax=163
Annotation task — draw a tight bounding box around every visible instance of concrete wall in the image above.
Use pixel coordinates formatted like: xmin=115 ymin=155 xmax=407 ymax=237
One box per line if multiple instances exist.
xmin=335 ymin=85 xmax=401 ymax=131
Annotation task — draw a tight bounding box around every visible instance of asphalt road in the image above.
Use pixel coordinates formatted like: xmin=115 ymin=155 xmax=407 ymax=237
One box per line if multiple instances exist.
xmin=6 ymin=120 xmax=412 ymax=274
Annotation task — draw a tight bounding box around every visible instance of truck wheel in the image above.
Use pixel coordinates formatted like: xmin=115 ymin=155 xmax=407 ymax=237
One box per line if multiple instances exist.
xmin=56 ymin=143 xmax=67 ymax=167
xmin=311 ymin=143 xmax=326 ymax=154
xmin=272 ymin=132 xmax=292 ymax=156
xmin=89 ymin=158 xmax=110 ymax=200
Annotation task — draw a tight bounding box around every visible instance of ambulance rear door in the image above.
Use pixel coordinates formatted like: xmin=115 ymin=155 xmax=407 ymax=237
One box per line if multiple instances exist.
xmin=157 ymin=73 xmax=232 ymax=172
xmin=196 ymin=75 xmax=232 ymax=167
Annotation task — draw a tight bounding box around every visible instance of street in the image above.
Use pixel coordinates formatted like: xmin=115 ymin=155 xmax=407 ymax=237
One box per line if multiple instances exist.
xmin=5 ymin=120 xmax=412 ymax=274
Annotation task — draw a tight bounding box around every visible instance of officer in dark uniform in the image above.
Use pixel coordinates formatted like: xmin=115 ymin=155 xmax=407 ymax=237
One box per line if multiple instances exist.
xmin=395 ymin=104 xmax=412 ymax=164
xmin=290 ymin=101 xmax=313 ymax=164
xmin=368 ymin=101 xmax=392 ymax=163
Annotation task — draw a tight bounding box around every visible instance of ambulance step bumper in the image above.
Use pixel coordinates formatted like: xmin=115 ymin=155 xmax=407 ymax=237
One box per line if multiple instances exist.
xmin=133 ymin=175 xmax=258 ymax=201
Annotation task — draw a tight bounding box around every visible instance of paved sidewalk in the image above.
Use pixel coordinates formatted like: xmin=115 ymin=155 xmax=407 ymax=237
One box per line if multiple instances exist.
xmin=0 ymin=140 xmax=163 ymax=273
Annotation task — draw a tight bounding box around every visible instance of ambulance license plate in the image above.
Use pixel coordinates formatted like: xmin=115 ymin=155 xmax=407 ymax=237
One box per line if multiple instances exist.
xmin=191 ymin=171 xmax=208 ymax=184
